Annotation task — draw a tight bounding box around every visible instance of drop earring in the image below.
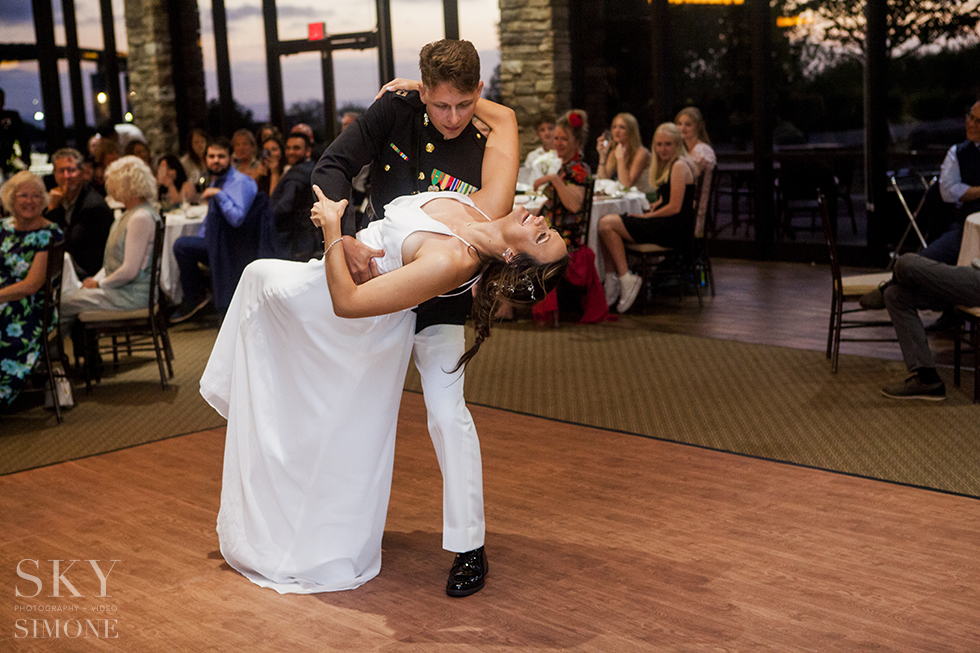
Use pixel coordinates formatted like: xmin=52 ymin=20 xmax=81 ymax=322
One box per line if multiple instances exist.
xmin=503 ymin=248 xmax=514 ymax=263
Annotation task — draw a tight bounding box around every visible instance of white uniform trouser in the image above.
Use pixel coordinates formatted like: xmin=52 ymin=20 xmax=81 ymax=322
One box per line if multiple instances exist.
xmin=412 ymin=324 xmax=485 ymax=553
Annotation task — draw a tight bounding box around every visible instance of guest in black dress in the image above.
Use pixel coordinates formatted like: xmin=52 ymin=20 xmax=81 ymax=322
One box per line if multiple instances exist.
xmin=597 ymin=122 xmax=697 ymax=313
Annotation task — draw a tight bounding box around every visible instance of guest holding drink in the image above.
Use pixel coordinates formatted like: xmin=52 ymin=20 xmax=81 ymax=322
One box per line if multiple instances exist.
xmin=180 ymin=127 xmax=209 ymax=189
xmin=157 ymin=154 xmax=197 ymax=210
xmin=596 ymin=113 xmax=651 ymax=193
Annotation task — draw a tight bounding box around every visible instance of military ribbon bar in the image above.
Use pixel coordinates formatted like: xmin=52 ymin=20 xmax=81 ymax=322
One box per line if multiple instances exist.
xmin=431 ymin=169 xmax=479 ymax=195
xmin=389 ymin=142 xmax=408 ymax=161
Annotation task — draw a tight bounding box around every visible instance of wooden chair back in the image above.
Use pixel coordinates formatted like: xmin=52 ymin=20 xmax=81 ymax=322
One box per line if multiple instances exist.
xmin=553 ymin=176 xmax=595 ymax=252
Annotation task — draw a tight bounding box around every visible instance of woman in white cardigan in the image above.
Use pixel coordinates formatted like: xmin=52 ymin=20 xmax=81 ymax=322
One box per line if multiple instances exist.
xmin=61 ymin=155 xmax=161 ymax=319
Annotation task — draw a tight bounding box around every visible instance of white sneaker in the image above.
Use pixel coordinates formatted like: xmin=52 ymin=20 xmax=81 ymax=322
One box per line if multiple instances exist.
xmin=616 ymin=272 xmax=643 ymax=313
xmin=603 ymin=273 xmax=620 ymax=307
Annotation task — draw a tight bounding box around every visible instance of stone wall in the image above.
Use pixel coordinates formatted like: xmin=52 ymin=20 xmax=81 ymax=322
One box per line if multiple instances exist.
xmin=122 ymin=0 xmax=179 ymax=155
xmin=498 ymin=0 xmax=572 ymax=159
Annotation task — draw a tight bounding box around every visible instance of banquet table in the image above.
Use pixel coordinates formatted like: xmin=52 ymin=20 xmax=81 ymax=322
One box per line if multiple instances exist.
xmin=162 ymin=204 xmax=208 ymax=304
xmin=956 ymin=212 xmax=980 ymax=268
xmin=516 ymin=191 xmax=649 ymax=276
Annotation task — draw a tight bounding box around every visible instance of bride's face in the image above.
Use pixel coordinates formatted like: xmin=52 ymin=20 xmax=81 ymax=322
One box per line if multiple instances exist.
xmin=499 ymin=205 xmax=567 ymax=264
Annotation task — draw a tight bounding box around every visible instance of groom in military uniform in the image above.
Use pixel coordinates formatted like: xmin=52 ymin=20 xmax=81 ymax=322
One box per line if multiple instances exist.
xmin=312 ymin=39 xmax=490 ymax=596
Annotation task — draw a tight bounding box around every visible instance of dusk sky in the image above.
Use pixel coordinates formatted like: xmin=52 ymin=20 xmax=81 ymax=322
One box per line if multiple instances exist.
xmin=0 ymin=0 xmax=501 ymax=134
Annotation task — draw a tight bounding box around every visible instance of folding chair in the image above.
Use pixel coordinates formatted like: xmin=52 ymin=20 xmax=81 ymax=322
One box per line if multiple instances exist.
xmin=887 ymin=170 xmax=936 ymax=268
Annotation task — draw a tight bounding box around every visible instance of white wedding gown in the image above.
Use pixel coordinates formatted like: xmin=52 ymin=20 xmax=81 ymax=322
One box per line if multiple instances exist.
xmin=201 ymin=191 xmax=482 ymax=594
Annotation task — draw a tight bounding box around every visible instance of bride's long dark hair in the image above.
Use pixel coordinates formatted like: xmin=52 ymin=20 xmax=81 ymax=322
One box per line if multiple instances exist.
xmin=452 ymin=252 xmax=569 ymax=371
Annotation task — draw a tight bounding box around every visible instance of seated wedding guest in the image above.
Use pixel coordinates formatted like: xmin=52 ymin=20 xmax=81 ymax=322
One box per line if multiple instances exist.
xmin=524 ymin=113 xmax=556 ymax=168
xmin=156 ymin=154 xmax=196 ymax=210
xmin=0 ymin=172 xmax=64 ymax=406
xmin=860 ymin=101 xmax=980 ymax=332
xmin=232 ymin=129 xmax=261 ymax=180
xmin=270 ymin=132 xmax=318 ymax=261
xmin=596 ymin=112 xmax=651 ymax=193
xmin=340 ymin=111 xmax=360 ymax=132
xmin=171 ymin=137 xmax=258 ymax=322
xmin=80 ymin=154 xmax=96 ymax=185
xmin=598 ymin=122 xmax=697 ymax=313
xmin=290 ymin=123 xmax=315 ymax=144
xmin=124 ymin=139 xmax=152 ymax=166
xmin=675 ymin=106 xmax=716 ymax=238
xmin=877 ymin=253 xmax=980 ymax=400
xmin=114 ymin=123 xmax=146 ymax=153
xmin=180 ymin=127 xmax=209 ymax=186
xmin=256 ymin=123 xmax=283 ymax=148
xmin=60 ymin=156 xmax=161 ymax=369
xmin=87 ymin=133 xmax=102 ymax=156
xmin=533 ymin=109 xmax=591 ymax=232
xmin=44 ymin=148 xmax=114 ymax=279
xmin=255 ymin=136 xmax=284 ymax=196
xmin=531 ymin=110 xmax=608 ymax=324
xmin=924 ymin=101 xmax=980 ymax=264
xmin=89 ymin=137 xmax=120 ymax=195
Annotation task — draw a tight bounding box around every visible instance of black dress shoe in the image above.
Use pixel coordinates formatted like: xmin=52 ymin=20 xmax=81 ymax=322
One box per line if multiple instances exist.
xmin=446 ymin=546 xmax=487 ymax=597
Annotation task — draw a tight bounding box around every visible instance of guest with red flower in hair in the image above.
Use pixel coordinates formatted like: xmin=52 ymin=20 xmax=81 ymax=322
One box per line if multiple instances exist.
xmin=531 ymin=109 xmax=610 ymax=324
xmin=532 ymin=109 xmax=591 ymax=244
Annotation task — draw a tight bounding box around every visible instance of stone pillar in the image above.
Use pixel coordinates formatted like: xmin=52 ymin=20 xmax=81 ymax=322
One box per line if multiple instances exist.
xmin=122 ymin=0 xmax=179 ymax=155
xmin=498 ymin=0 xmax=572 ymax=159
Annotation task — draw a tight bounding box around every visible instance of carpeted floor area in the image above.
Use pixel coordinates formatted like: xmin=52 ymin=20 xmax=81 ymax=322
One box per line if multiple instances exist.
xmin=406 ymin=320 xmax=980 ymax=498
xmin=0 ymin=324 xmax=224 ymax=475
xmin=4 ymin=317 xmax=980 ymax=497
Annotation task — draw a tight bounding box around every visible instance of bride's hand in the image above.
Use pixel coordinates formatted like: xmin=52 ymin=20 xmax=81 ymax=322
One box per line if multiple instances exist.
xmin=310 ymin=185 xmax=348 ymax=229
xmin=374 ymin=78 xmax=422 ymax=101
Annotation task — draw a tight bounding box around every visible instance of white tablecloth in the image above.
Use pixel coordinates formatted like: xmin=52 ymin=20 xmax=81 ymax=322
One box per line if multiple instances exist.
xmin=956 ymin=212 xmax=980 ymax=268
xmin=163 ymin=205 xmax=208 ymax=304
xmin=589 ymin=194 xmax=650 ymax=276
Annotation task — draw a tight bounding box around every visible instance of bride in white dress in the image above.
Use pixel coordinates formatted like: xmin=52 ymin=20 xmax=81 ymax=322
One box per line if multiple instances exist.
xmin=201 ymin=95 xmax=568 ymax=594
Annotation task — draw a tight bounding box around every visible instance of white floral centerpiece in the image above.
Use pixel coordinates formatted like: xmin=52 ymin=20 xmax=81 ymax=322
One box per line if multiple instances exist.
xmin=529 ymin=150 xmax=562 ymax=183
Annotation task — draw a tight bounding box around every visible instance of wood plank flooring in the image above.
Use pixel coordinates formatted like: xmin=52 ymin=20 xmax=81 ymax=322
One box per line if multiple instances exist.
xmin=3 ymin=257 xmax=977 ymax=650
xmin=3 ymin=393 xmax=979 ymax=651
xmin=624 ymin=257 xmax=960 ymax=369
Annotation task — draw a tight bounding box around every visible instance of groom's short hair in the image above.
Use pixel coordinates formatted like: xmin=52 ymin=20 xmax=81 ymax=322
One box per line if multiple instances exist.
xmin=419 ymin=39 xmax=481 ymax=94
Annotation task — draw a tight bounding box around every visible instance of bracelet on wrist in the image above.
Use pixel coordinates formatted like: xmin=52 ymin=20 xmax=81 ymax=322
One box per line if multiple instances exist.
xmin=324 ymin=237 xmax=344 ymax=256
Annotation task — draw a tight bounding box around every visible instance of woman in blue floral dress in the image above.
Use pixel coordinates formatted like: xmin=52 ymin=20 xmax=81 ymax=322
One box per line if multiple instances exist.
xmin=0 ymin=171 xmax=64 ymax=405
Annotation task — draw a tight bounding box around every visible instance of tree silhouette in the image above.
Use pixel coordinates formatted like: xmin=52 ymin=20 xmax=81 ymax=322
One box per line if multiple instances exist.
xmin=785 ymin=0 xmax=980 ymax=59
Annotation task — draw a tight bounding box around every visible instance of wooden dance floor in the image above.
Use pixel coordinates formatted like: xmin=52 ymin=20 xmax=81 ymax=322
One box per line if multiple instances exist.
xmin=3 ymin=392 xmax=979 ymax=650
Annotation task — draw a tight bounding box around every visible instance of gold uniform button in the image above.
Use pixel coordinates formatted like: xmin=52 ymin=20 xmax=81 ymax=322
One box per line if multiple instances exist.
xmin=418 ymin=172 xmax=425 ymax=180
xmin=384 ymin=164 xmax=390 ymax=171
xmin=426 ymin=143 xmax=434 ymax=153
xmin=476 ymin=133 xmax=482 ymax=139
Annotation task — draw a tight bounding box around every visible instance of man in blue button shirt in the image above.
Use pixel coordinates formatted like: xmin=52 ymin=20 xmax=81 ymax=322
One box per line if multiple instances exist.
xmin=172 ymin=136 xmax=257 ymax=322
